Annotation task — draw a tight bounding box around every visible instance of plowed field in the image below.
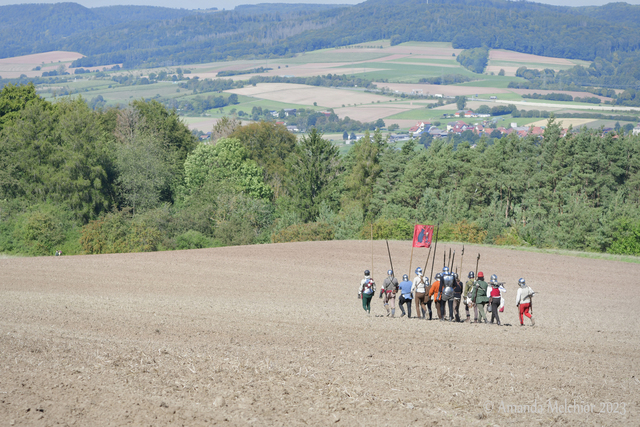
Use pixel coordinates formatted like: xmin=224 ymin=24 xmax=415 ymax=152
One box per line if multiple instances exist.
xmin=1 ymin=241 xmax=638 ymax=426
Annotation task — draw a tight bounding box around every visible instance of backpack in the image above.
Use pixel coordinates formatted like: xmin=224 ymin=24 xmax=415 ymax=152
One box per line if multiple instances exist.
xmin=363 ymin=278 xmax=374 ymax=294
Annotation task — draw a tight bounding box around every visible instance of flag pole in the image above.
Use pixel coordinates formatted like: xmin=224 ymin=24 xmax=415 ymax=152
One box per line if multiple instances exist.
xmin=429 ymin=224 xmax=440 ymax=282
xmin=371 ymin=223 xmax=374 ymax=279
xmin=408 ymin=245 xmax=415 ymax=279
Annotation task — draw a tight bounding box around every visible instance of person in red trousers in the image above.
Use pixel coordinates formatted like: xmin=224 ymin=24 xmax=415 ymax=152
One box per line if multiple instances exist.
xmin=516 ymin=278 xmax=535 ymax=326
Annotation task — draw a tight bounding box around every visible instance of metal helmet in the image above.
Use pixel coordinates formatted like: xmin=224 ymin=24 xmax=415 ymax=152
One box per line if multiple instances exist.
xmin=415 ymin=267 xmax=423 ymax=276
xmin=424 ymin=276 xmax=430 ymax=285
xmin=490 ymin=274 xmax=498 ymax=283
xmin=453 ymin=272 xmax=459 ymax=280
xmin=468 ymin=271 xmax=475 ymax=279
xmin=443 ymin=266 xmax=450 ymax=274
xmin=403 ymin=274 xmax=409 ymax=281
xmin=518 ymin=278 xmax=526 ymax=287
xmin=435 ymin=272 xmax=442 ymax=280
xmin=364 ymin=269 xmax=370 ymax=276
xmin=388 ymin=269 xmax=393 ymax=276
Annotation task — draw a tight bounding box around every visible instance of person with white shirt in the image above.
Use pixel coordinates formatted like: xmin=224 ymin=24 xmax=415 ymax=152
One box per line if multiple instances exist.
xmin=358 ymin=270 xmax=376 ymax=314
xmin=516 ymin=278 xmax=535 ymax=326
xmin=411 ymin=267 xmax=429 ymax=319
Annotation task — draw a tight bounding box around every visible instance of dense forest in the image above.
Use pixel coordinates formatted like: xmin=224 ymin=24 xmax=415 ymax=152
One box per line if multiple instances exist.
xmin=3 ymin=1 xmax=640 ymax=90
xmin=2 ymin=83 xmax=640 ymax=257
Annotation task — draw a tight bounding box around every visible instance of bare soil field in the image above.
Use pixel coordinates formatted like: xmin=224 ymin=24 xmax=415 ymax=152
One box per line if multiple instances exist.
xmin=484 ymin=65 xmax=520 ymax=77
xmin=1 ymin=241 xmax=638 ymax=426
xmin=527 ymin=118 xmax=596 ymax=128
xmin=183 ymin=118 xmax=256 ymax=133
xmin=227 ymin=83 xmax=390 ymax=109
xmin=0 ymin=51 xmax=84 ymax=78
xmin=488 ymin=50 xmax=575 ymax=66
xmin=333 ymin=105 xmax=416 ymax=122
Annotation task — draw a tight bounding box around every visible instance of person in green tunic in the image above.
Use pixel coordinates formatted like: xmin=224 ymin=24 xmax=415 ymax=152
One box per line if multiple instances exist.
xmin=471 ymin=271 xmax=489 ymax=323
xmin=358 ymin=270 xmax=376 ymax=314
xmin=463 ymin=271 xmax=476 ymax=322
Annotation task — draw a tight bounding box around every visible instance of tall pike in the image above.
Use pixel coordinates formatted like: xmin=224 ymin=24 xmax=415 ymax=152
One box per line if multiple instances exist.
xmin=429 ymin=224 xmax=440 ymax=283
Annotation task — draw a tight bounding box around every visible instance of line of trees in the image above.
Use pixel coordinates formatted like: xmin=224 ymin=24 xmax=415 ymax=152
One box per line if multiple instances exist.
xmin=2 ymin=84 xmax=640 ymax=257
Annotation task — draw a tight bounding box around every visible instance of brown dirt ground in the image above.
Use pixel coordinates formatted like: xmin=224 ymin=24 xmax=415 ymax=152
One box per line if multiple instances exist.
xmin=1 ymin=241 xmax=639 ymax=426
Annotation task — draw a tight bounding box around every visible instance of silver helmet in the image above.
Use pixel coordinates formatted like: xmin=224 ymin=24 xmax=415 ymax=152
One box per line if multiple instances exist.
xmin=388 ymin=269 xmax=393 ymax=276
xmin=443 ymin=266 xmax=450 ymax=274
xmin=468 ymin=271 xmax=475 ymax=279
xmin=415 ymin=267 xmax=423 ymax=276
xmin=403 ymin=274 xmax=409 ymax=281
xmin=490 ymin=274 xmax=498 ymax=283
xmin=518 ymin=278 xmax=526 ymax=287
xmin=364 ymin=270 xmax=370 ymax=276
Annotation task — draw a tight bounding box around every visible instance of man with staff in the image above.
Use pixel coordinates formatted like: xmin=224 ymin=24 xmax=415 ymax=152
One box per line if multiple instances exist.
xmin=472 ymin=271 xmax=490 ymax=323
xmin=412 ymin=267 xmax=430 ymax=319
xmin=382 ymin=269 xmax=398 ymax=317
xmin=464 ymin=271 xmax=476 ymax=322
xmin=408 ymin=224 xmax=435 ymax=319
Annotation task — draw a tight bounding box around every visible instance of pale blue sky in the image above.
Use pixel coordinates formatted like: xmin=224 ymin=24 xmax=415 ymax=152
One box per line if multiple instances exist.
xmin=0 ymin=0 xmax=638 ymax=9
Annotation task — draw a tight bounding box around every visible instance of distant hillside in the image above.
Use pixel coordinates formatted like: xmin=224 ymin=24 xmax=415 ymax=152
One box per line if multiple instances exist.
xmin=0 ymin=3 xmax=197 ymax=59
xmin=233 ymin=3 xmax=349 ymax=14
xmin=4 ymin=1 xmax=640 ymax=90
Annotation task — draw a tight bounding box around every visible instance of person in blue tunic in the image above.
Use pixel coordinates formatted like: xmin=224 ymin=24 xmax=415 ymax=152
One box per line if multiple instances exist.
xmin=397 ymin=274 xmax=413 ymax=318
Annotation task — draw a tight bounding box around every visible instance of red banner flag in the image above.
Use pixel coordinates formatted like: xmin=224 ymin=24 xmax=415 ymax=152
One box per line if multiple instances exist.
xmin=412 ymin=224 xmax=434 ymax=248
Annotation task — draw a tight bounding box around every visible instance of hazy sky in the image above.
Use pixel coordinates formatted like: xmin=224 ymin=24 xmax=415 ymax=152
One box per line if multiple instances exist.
xmin=1 ymin=0 xmax=639 ymax=9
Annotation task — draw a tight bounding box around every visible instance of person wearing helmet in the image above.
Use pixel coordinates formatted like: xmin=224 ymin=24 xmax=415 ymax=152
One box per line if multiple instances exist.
xmin=428 ymin=272 xmax=443 ymax=320
xmin=471 ymin=271 xmax=489 ymax=323
xmin=452 ymin=272 xmax=463 ymax=322
xmin=397 ymin=274 xmax=413 ymax=318
xmin=441 ymin=268 xmax=456 ymax=321
xmin=411 ymin=267 xmax=430 ymax=319
xmin=464 ymin=271 xmax=476 ymax=322
xmin=516 ymin=278 xmax=535 ymax=326
xmin=382 ymin=270 xmax=399 ymax=317
xmin=488 ymin=277 xmax=502 ymax=326
xmin=358 ymin=270 xmax=376 ymax=314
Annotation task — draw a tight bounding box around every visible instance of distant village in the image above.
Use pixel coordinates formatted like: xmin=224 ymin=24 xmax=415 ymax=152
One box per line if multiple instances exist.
xmin=199 ymin=107 xmax=640 ymax=142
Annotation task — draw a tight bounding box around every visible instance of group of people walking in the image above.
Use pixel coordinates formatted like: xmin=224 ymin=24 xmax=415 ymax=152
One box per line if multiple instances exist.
xmin=358 ymin=267 xmax=536 ymax=326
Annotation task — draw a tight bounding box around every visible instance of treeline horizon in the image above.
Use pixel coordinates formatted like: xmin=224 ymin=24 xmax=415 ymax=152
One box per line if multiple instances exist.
xmin=1 ymin=83 xmax=640 ymax=257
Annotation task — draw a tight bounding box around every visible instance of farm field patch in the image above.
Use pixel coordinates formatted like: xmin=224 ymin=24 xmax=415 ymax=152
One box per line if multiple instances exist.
xmin=0 ymin=51 xmax=84 ymax=78
xmin=528 ymin=118 xmax=596 ymax=128
xmin=226 ymin=83 xmax=390 ymax=109
xmin=1 ymin=241 xmax=638 ymax=425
